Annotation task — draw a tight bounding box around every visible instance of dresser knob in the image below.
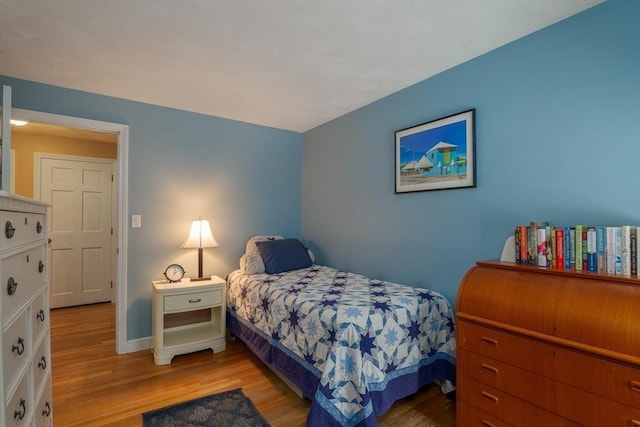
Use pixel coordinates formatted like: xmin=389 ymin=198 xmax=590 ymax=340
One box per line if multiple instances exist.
xmin=7 ymin=277 xmax=18 ymax=295
xmin=481 ymin=363 xmax=499 ymax=375
xmin=481 ymin=391 xmax=499 ymax=404
xmin=37 ymin=220 xmax=43 ymax=233
xmin=5 ymin=221 xmax=15 ymax=239
xmin=42 ymin=401 xmax=51 ymax=417
xmin=38 ymin=356 xmax=47 ymax=370
xmin=631 ymin=380 xmax=640 ymax=393
xmin=14 ymin=398 xmax=26 ymax=420
xmin=37 ymin=309 xmax=46 ymax=322
xmin=39 ymin=260 xmax=45 ymax=273
xmin=481 ymin=420 xmax=497 ymax=427
xmin=12 ymin=337 xmax=25 ymax=355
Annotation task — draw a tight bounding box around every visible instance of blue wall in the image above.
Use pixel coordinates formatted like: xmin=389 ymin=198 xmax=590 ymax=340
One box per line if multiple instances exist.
xmin=0 ymin=77 xmax=303 ymax=340
xmin=302 ymin=0 xmax=640 ymax=305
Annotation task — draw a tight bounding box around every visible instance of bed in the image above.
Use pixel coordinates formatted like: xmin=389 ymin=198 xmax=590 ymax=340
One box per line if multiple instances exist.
xmin=226 ymin=237 xmax=456 ymax=426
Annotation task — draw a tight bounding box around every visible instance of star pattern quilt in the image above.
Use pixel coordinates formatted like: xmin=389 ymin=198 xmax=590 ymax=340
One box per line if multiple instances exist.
xmin=226 ymin=265 xmax=456 ymax=426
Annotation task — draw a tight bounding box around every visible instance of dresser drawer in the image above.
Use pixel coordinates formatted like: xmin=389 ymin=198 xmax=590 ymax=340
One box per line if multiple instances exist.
xmin=554 ymin=347 xmax=640 ymax=409
xmin=0 ymin=212 xmax=45 ymax=250
xmin=31 ymin=287 xmax=49 ymax=345
xmin=458 ymin=320 xmax=556 ymax=377
xmin=555 ymin=378 xmax=640 ymax=426
xmin=459 ymin=375 xmax=580 ymax=426
xmin=2 ymin=244 xmax=47 ymax=324
xmin=164 ymin=289 xmax=221 ymax=312
xmin=32 ymin=336 xmax=51 ymax=395
xmin=5 ymin=371 xmax=31 ymax=427
xmin=459 ymin=348 xmax=556 ymax=411
xmin=457 ymin=399 xmax=513 ymax=427
xmin=3 ymin=310 xmax=31 ymax=395
xmin=34 ymin=378 xmax=53 ymax=427
xmin=459 ymin=320 xmax=640 ymax=409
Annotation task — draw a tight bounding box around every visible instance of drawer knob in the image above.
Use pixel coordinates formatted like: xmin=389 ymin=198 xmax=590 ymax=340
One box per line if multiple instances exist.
xmin=42 ymin=401 xmax=51 ymax=417
xmin=5 ymin=221 xmax=15 ymax=238
xmin=37 ymin=220 xmax=43 ymax=234
xmin=14 ymin=398 xmax=26 ymax=420
xmin=631 ymin=380 xmax=640 ymax=393
xmin=37 ymin=309 xmax=46 ymax=322
xmin=7 ymin=277 xmax=18 ymax=295
xmin=38 ymin=356 xmax=47 ymax=370
xmin=189 ymin=298 xmax=202 ymax=304
xmin=481 ymin=363 xmax=499 ymax=375
xmin=480 ymin=336 xmax=498 ymax=346
xmin=12 ymin=337 xmax=25 ymax=355
xmin=631 ymin=420 xmax=640 ymax=427
xmin=481 ymin=420 xmax=497 ymax=427
xmin=481 ymin=391 xmax=499 ymax=404
xmin=39 ymin=260 xmax=45 ymax=273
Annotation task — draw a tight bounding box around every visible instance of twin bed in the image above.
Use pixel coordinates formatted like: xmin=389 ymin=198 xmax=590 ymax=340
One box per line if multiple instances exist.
xmin=225 ymin=237 xmax=456 ymax=426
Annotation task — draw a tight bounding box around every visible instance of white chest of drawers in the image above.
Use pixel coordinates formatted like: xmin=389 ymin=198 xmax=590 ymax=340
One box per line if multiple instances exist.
xmin=0 ymin=194 xmax=51 ymax=427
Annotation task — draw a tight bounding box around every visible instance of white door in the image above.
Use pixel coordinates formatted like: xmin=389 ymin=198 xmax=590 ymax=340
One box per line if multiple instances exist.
xmin=38 ymin=155 xmax=114 ymax=308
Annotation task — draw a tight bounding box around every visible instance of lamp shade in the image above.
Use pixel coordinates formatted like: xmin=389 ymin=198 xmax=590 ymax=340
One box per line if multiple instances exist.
xmin=181 ymin=218 xmax=219 ymax=249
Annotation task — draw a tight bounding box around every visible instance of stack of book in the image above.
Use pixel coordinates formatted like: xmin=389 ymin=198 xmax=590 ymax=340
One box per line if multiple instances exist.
xmin=514 ymin=222 xmax=639 ymax=277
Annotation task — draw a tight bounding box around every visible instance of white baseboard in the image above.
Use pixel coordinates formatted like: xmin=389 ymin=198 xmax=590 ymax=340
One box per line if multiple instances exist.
xmin=125 ymin=336 xmax=152 ymax=354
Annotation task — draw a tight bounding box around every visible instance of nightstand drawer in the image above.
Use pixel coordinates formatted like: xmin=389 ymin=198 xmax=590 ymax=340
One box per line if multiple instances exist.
xmin=164 ymin=289 xmax=221 ymax=312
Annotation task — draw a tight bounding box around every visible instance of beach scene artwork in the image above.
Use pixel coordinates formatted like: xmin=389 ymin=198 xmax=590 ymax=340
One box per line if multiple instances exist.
xmin=395 ymin=109 xmax=475 ymax=193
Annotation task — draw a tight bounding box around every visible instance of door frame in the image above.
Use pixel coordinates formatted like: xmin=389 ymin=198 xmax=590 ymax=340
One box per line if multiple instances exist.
xmin=13 ymin=108 xmax=129 ymax=355
xmin=34 ymin=153 xmax=117 ymax=307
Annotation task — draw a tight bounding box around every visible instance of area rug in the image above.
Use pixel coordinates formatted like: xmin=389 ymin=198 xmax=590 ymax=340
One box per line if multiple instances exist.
xmin=142 ymin=388 xmax=270 ymax=427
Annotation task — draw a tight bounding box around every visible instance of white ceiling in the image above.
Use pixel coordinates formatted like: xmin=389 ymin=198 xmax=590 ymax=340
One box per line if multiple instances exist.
xmin=0 ymin=0 xmax=604 ymax=133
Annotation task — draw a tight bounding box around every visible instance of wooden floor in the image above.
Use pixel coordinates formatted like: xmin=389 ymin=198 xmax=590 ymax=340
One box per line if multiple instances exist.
xmin=51 ymin=303 xmax=455 ymax=426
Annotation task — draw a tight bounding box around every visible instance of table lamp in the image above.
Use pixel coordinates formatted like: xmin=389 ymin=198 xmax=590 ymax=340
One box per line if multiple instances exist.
xmin=181 ymin=217 xmax=218 ymax=279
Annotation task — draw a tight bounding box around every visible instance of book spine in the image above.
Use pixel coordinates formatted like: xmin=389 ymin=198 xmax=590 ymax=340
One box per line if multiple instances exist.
xmin=519 ymin=226 xmax=529 ymax=265
xmin=537 ymin=227 xmax=547 ymax=267
xmin=574 ymin=225 xmax=583 ymax=271
xmin=563 ymin=227 xmax=571 ymax=270
xmin=606 ymin=226 xmax=616 ymax=274
xmin=545 ymin=225 xmax=552 ymax=267
xmin=596 ymin=226 xmax=606 ymax=274
xmin=631 ymin=226 xmax=638 ymax=277
xmin=614 ymin=226 xmax=622 ymax=274
xmin=569 ymin=227 xmax=576 ymax=270
xmin=551 ymin=227 xmax=557 ymax=268
xmin=528 ymin=222 xmax=538 ymax=265
xmin=581 ymin=228 xmax=588 ymax=271
xmin=555 ymin=228 xmax=564 ymax=270
xmin=514 ymin=226 xmax=521 ymax=264
xmin=621 ymin=225 xmax=632 ymax=276
xmin=587 ymin=226 xmax=597 ymax=272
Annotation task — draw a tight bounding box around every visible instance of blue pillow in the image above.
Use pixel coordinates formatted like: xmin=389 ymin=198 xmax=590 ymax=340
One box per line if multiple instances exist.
xmin=255 ymin=238 xmax=312 ymax=274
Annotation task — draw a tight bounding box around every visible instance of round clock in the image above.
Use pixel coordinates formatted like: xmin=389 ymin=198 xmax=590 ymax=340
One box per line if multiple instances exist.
xmin=164 ymin=264 xmax=185 ymax=283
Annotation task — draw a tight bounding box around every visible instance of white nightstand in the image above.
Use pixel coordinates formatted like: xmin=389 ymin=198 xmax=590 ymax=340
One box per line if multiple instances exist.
xmin=152 ymin=276 xmax=226 ymax=365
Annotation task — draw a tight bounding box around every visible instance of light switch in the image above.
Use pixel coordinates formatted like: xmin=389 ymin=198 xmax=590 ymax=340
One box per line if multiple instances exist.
xmin=131 ymin=214 xmax=142 ymax=228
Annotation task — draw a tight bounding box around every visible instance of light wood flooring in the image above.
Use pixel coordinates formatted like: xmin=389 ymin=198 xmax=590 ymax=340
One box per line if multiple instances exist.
xmin=51 ymin=302 xmax=455 ymax=426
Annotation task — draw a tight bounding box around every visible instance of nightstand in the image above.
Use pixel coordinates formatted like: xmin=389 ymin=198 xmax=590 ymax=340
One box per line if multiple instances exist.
xmin=152 ymin=276 xmax=226 ymax=365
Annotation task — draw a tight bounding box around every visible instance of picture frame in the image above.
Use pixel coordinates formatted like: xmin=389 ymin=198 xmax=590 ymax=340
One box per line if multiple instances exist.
xmin=395 ymin=109 xmax=476 ymax=193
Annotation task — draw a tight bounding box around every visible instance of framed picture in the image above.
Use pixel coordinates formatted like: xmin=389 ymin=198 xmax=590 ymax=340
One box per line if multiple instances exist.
xmin=395 ymin=108 xmax=476 ymax=193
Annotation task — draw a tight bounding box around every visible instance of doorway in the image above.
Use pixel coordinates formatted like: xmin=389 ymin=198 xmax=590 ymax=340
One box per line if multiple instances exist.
xmin=11 ymin=108 xmax=129 ymax=354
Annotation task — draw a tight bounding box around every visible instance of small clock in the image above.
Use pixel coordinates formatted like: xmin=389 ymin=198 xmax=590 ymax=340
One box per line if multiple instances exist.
xmin=164 ymin=264 xmax=185 ymax=283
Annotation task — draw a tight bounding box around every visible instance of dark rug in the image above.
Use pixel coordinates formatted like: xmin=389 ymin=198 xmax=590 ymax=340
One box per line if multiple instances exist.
xmin=142 ymin=388 xmax=270 ymax=427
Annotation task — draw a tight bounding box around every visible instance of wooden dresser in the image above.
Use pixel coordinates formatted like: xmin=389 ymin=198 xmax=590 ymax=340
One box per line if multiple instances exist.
xmin=0 ymin=194 xmax=52 ymax=426
xmin=456 ymin=260 xmax=640 ymax=427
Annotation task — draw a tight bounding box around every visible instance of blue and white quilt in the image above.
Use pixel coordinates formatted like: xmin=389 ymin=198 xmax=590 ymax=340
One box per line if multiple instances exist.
xmin=226 ymin=265 xmax=456 ymax=427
